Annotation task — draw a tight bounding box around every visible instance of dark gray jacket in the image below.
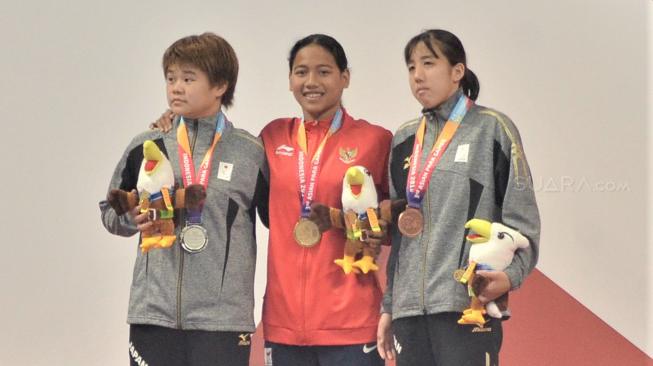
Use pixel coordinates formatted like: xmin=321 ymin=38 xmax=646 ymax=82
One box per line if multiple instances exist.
xmin=100 ymin=114 xmax=268 ymax=331
xmin=383 ymin=89 xmax=540 ymax=320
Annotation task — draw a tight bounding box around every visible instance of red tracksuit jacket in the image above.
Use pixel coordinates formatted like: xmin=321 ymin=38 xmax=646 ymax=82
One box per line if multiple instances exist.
xmin=260 ymin=110 xmax=392 ymax=345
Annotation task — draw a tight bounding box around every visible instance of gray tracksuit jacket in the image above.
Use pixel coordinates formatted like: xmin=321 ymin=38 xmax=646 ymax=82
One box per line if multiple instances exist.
xmin=383 ymin=89 xmax=540 ymax=320
xmin=100 ymin=113 xmax=268 ymax=331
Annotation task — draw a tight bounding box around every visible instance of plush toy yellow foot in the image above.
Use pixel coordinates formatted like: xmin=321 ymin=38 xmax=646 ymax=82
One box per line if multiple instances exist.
xmin=335 ymin=255 xmax=358 ymax=275
xmin=353 ymin=256 xmax=379 ymax=274
xmin=458 ymin=308 xmax=487 ymax=326
xmin=158 ymin=235 xmax=176 ymax=248
xmin=140 ymin=237 xmax=162 ymax=253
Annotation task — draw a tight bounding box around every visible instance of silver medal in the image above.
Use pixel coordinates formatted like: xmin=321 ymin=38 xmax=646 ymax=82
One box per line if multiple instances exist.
xmin=180 ymin=225 xmax=208 ymax=253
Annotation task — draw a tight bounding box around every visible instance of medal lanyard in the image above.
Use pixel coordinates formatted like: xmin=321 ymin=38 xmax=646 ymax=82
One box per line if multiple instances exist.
xmin=297 ymin=108 xmax=343 ymax=217
xmin=406 ymin=95 xmax=473 ymax=208
xmin=177 ymin=113 xmax=225 ymax=189
xmin=177 ymin=113 xmax=225 ymax=224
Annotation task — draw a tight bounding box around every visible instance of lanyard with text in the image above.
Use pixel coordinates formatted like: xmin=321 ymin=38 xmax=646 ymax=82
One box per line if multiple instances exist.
xmin=177 ymin=113 xmax=225 ymax=224
xmin=406 ymin=95 xmax=473 ymax=208
xmin=296 ymin=108 xmax=343 ymax=218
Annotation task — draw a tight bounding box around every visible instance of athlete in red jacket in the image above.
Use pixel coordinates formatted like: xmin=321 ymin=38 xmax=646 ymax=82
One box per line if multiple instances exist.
xmin=260 ymin=34 xmax=392 ymax=366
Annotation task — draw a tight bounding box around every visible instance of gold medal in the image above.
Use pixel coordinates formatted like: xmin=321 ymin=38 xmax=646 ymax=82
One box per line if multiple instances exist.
xmin=397 ymin=207 xmax=424 ymax=238
xmin=293 ymin=218 xmax=321 ymax=248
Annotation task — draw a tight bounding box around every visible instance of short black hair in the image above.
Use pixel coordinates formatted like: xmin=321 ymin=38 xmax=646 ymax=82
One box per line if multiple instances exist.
xmin=288 ymin=34 xmax=348 ymax=72
xmin=162 ymin=32 xmax=239 ymax=108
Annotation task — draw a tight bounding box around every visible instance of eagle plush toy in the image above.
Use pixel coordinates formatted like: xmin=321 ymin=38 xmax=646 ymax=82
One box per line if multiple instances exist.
xmin=107 ymin=140 xmax=206 ymax=253
xmin=309 ymin=165 xmax=397 ymax=275
xmin=456 ymin=218 xmax=530 ymax=326
xmin=336 ymin=165 xmax=382 ymax=275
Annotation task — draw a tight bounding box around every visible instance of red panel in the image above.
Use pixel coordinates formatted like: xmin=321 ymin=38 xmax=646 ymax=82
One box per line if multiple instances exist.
xmin=503 ymin=269 xmax=652 ymax=366
xmin=250 ymin=268 xmax=653 ymax=365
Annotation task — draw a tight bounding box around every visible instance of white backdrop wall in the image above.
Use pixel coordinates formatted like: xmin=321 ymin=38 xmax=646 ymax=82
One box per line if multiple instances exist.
xmin=0 ymin=0 xmax=650 ymax=364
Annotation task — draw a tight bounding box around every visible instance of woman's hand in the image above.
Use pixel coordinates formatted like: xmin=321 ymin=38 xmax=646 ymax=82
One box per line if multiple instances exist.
xmin=150 ymin=109 xmax=175 ymax=132
xmin=129 ymin=205 xmax=154 ymax=234
xmin=363 ymin=219 xmax=389 ymax=256
xmin=377 ymin=312 xmax=396 ymax=360
xmin=474 ymin=270 xmax=511 ymax=304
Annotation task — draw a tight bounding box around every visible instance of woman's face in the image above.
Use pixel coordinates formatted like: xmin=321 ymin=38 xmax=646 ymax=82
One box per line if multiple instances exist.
xmin=289 ymin=44 xmax=349 ymax=121
xmin=166 ymin=63 xmax=225 ymax=119
xmin=407 ymin=41 xmax=464 ymax=109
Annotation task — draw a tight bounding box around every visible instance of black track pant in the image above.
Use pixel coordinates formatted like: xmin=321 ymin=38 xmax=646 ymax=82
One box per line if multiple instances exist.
xmin=129 ymin=324 xmax=251 ymax=366
xmin=264 ymin=341 xmax=384 ymax=366
xmin=392 ymin=312 xmax=502 ymax=366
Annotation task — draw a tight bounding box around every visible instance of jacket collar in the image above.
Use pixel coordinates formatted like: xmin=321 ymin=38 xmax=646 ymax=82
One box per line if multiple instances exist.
xmin=422 ymin=88 xmax=464 ymax=123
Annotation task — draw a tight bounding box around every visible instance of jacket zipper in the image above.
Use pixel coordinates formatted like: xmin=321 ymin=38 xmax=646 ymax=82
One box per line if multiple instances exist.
xmin=301 ymin=248 xmax=308 ymax=341
xmin=420 ymin=115 xmax=438 ymax=313
xmin=300 ymin=124 xmax=316 ymax=342
xmin=177 ymin=120 xmax=199 ymax=328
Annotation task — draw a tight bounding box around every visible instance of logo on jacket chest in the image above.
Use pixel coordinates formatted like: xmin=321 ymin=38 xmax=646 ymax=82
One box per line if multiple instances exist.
xmin=403 ymin=143 xmax=471 ymax=170
xmin=217 ymin=161 xmax=234 ymax=181
xmin=275 ymin=144 xmax=294 ymax=157
xmin=338 ymin=147 xmax=358 ymax=164
xmin=454 ymin=144 xmax=469 ymax=163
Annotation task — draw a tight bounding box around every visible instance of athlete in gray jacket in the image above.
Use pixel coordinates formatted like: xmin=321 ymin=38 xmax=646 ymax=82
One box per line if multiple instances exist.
xmin=100 ymin=33 xmax=268 ymax=366
xmin=377 ymin=29 xmax=540 ymax=366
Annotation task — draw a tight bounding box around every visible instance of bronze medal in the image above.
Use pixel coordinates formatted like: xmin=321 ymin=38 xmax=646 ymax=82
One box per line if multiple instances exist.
xmin=293 ymin=218 xmax=321 ymax=248
xmin=397 ymin=207 xmax=424 ymax=238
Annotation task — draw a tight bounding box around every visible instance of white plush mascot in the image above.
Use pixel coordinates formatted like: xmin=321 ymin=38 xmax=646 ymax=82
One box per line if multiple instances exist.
xmin=457 ymin=218 xmax=530 ymax=326
xmin=335 ymin=165 xmax=382 ymax=274
xmin=107 ymin=140 xmax=206 ymax=253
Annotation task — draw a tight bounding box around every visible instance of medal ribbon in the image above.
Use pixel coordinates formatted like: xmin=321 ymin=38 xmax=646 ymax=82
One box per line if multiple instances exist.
xmin=297 ymin=108 xmax=343 ymax=217
xmin=177 ymin=112 xmax=226 ymax=223
xmin=406 ymin=95 xmax=473 ymax=208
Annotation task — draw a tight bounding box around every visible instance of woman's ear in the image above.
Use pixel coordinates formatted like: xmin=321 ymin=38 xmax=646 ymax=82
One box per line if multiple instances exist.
xmin=212 ymin=82 xmax=228 ymax=99
xmin=452 ymin=63 xmax=465 ymax=83
xmin=342 ymin=68 xmax=350 ymax=89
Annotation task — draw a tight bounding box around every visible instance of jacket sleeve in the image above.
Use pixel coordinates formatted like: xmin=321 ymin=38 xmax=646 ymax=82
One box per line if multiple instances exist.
xmin=381 ymin=137 xmax=400 ymax=314
xmin=99 ymin=137 xmax=142 ymax=237
xmin=490 ymin=111 xmax=541 ymax=290
xmin=376 ymin=130 xmax=393 ymax=201
xmin=382 ymin=229 xmax=402 ymax=314
xmin=254 ymin=139 xmax=270 ymax=229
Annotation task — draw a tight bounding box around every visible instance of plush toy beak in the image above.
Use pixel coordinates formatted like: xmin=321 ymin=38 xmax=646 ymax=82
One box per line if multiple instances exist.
xmin=346 ymin=167 xmax=364 ymax=197
xmin=143 ymin=140 xmax=162 ymax=174
xmin=465 ymin=218 xmax=492 ymax=244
